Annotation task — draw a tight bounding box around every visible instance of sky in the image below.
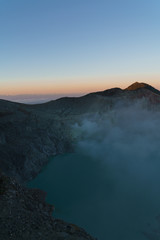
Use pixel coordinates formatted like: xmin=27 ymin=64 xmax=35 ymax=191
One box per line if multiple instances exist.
xmin=1 ymin=0 xmax=160 ymax=96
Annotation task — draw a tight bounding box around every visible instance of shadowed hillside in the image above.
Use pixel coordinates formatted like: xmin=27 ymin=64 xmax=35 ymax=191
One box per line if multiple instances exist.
xmin=0 ymin=82 xmax=160 ymax=182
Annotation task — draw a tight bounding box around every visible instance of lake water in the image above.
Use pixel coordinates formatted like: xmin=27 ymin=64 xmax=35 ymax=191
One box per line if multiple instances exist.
xmin=28 ymin=151 xmax=160 ymax=240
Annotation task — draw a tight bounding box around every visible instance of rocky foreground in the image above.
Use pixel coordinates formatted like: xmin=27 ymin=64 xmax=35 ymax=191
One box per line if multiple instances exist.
xmin=0 ymin=172 xmax=97 ymax=240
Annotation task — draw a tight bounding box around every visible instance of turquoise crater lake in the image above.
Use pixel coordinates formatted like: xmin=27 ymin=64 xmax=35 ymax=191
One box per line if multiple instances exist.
xmin=28 ymin=151 xmax=160 ymax=240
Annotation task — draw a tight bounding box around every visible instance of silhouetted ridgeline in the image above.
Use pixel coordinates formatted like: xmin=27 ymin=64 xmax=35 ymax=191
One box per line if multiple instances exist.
xmin=0 ymin=82 xmax=160 ymax=182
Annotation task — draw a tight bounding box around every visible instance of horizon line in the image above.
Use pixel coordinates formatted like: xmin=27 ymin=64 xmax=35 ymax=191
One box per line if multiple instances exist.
xmin=0 ymin=81 xmax=160 ymax=97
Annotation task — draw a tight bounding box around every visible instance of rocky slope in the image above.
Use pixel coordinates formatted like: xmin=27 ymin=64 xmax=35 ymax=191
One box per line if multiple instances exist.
xmin=0 ymin=171 xmax=97 ymax=240
xmin=0 ymin=99 xmax=73 ymax=182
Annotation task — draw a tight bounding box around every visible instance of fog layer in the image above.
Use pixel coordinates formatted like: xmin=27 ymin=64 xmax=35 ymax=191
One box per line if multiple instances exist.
xmin=73 ymin=100 xmax=160 ymax=239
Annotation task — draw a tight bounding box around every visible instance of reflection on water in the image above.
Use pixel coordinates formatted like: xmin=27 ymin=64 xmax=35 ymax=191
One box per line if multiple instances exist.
xmin=28 ymin=152 xmax=160 ymax=240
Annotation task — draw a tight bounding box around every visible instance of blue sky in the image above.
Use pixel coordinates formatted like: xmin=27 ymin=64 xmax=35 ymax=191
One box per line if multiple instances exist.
xmin=1 ymin=0 xmax=160 ymax=95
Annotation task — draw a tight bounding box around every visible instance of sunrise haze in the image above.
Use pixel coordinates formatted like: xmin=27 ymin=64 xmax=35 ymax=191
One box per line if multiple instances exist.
xmin=1 ymin=0 xmax=160 ymax=95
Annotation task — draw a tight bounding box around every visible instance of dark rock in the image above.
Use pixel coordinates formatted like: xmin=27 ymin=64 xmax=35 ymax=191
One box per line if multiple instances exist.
xmin=0 ymin=172 xmax=96 ymax=240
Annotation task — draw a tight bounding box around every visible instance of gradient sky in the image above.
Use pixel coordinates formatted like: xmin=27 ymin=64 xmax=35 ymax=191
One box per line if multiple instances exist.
xmin=1 ymin=0 xmax=160 ymax=95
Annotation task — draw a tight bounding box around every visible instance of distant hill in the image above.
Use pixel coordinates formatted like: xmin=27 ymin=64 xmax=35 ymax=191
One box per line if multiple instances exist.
xmin=125 ymin=82 xmax=160 ymax=95
xmin=85 ymin=82 xmax=160 ymax=102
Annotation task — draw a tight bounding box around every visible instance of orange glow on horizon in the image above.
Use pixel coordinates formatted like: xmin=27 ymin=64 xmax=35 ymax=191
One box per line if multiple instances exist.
xmin=1 ymin=74 xmax=160 ymax=95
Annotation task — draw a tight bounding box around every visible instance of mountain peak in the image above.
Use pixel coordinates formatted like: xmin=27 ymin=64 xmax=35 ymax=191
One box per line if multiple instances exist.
xmin=125 ymin=82 xmax=160 ymax=95
xmin=125 ymin=82 xmax=151 ymax=91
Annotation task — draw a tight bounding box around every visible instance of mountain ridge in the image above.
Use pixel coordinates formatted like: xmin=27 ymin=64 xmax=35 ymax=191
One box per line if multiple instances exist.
xmin=0 ymin=81 xmax=159 ymax=183
xmin=86 ymin=82 xmax=160 ymax=98
xmin=0 ymin=82 xmax=159 ymax=105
